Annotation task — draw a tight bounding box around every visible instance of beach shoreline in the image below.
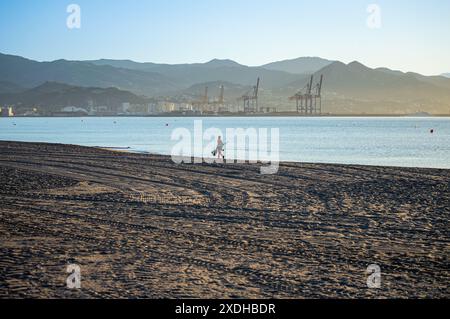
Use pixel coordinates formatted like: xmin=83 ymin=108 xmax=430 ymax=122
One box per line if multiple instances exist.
xmin=0 ymin=141 xmax=449 ymax=298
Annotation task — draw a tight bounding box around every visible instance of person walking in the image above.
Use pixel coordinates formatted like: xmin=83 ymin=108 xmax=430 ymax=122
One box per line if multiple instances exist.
xmin=216 ymin=136 xmax=224 ymax=160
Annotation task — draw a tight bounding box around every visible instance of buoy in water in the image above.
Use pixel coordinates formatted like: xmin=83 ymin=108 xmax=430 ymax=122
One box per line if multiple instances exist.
xmin=430 ymin=129 xmax=434 ymax=134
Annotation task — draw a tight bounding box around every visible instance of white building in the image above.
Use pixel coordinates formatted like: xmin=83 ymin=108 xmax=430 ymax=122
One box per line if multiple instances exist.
xmin=147 ymin=102 xmax=159 ymax=114
xmin=0 ymin=106 xmax=14 ymax=117
xmin=158 ymin=101 xmax=176 ymax=113
xmin=122 ymin=102 xmax=130 ymax=113
xmin=61 ymin=106 xmax=88 ymax=113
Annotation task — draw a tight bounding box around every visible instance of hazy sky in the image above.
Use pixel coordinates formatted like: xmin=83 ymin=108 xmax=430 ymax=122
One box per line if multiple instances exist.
xmin=0 ymin=0 xmax=449 ymax=75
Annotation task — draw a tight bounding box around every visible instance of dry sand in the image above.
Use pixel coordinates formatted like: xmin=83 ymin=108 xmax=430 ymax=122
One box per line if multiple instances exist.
xmin=0 ymin=141 xmax=448 ymax=298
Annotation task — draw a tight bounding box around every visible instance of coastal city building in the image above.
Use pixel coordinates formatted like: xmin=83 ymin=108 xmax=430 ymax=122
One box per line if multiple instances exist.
xmin=0 ymin=106 xmax=14 ymax=117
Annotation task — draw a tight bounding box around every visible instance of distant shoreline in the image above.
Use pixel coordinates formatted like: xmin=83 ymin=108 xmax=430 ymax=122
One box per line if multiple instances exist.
xmin=4 ymin=113 xmax=450 ymax=118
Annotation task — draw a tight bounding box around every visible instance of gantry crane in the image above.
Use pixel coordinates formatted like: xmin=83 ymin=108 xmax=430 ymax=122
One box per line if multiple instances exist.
xmin=209 ymin=85 xmax=226 ymax=111
xmin=192 ymin=85 xmax=228 ymax=113
xmin=203 ymin=86 xmax=209 ymax=104
xmin=239 ymin=78 xmax=260 ymax=113
xmin=190 ymin=86 xmax=209 ymax=112
xmin=313 ymin=74 xmax=323 ymax=114
xmin=218 ymin=85 xmax=224 ymax=104
xmin=289 ymin=75 xmax=323 ymax=115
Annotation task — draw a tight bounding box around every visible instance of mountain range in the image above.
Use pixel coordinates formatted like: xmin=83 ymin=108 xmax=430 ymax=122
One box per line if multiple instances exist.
xmin=0 ymin=81 xmax=149 ymax=114
xmin=0 ymin=53 xmax=180 ymax=96
xmin=86 ymin=58 xmax=301 ymax=89
xmin=0 ymin=80 xmax=25 ymax=94
xmin=1 ymin=52 xmax=450 ymax=114
xmin=262 ymin=57 xmax=334 ymax=74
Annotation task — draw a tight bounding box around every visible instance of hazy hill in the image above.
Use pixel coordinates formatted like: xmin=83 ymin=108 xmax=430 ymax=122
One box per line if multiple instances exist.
xmin=87 ymin=58 xmax=244 ymax=71
xmin=1 ymin=52 xmax=450 ymax=114
xmin=262 ymin=57 xmax=333 ymax=74
xmin=376 ymin=67 xmax=450 ymax=89
xmin=0 ymin=81 xmax=149 ymax=114
xmin=0 ymin=53 xmax=180 ymax=96
xmin=288 ymin=61 xmax=450 ymax=114
xmin=1 ymin=53 xmax=301 ymax=94
xmin=87 ymin=58 xmax=301 ymax=89
xmin=306 ymin=61 xmax=431 ymax=96
xmin=441 ymin=73 xmax=450 ymax=78
xmin=181 ymin=81 xmax=250 ymax=101
xmin=312 ymin=61 xmax=450 ymax=97
xmin=0 ymin=81 xmax=25 ymax=94
xmin=375 ymin=67 xmax=405 ymax=76
xmin=407 ymin=72 xmax=450 ymax=90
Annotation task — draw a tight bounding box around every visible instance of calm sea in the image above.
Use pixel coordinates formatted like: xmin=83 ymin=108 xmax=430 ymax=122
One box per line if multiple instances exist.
xmin=1 ymin=117 xmax=449 ymax=169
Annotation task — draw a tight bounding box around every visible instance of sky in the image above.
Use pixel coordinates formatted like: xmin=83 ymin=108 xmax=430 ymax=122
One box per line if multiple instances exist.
xmin=0 ymin=0 xmax=449 ymax=75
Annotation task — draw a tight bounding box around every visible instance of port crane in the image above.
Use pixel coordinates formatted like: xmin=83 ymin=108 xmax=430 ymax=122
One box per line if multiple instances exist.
xmin=209 ymin=85 xmax=226 ymax=111
xmin=190 ymin=86 xmax=209 ymax=112
xmin=218 ymin=85 xmax=224 ymax=104
xmin=203 ymin=86 xmax=209 ymax=104
xmin=289 ymin=75 xmax=323 ymax=115
xmin=239 ymin=78 xmax=260 ymax=113
xmin=191 ymin=85 xmax=227 ymax=113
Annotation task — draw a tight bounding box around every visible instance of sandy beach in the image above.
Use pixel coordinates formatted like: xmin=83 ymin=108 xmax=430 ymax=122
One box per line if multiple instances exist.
xmin=0 ymin=141 xmax=448 ymax=298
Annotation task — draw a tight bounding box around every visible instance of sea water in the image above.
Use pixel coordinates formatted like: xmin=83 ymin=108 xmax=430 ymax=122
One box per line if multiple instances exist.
xmin=0 ymin=117 xmax=449 ymax=169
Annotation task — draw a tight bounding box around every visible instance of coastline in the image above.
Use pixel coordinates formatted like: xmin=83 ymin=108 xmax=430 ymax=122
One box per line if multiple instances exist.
xmin=2 ymin=139 xmax=450 ymax=170
xmin=5 ymin=113 xmax=450 ymax=118
xmin=0 ymin=141 xmax=449 ymax=298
